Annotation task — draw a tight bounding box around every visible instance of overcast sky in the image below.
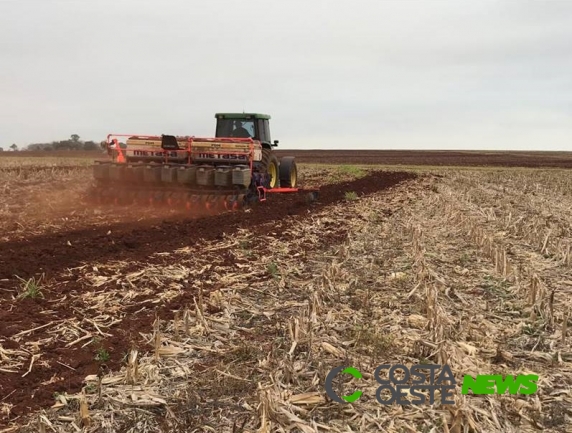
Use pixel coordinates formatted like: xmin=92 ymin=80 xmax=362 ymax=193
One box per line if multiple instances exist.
xmin=1 ymin=0 xmax=571 ymax=150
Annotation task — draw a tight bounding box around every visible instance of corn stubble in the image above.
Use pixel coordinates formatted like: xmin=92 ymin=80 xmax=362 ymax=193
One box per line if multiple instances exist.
xmin=9 ymin=166 xmax=572 ymax=432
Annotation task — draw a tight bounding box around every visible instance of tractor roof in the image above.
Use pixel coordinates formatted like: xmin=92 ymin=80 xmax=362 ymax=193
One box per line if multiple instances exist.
xmin=215 ymin=113 xmax=271 ymax=120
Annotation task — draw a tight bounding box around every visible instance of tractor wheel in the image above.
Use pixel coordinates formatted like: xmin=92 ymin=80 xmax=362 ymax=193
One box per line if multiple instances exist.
xmin=279 ymin=156 xmax=297 ymax=188
xmin=260 ymin=149 xmax=280 ymax=189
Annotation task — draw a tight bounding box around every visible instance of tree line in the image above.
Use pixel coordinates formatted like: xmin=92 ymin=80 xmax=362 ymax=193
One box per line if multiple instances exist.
xmin=2 ymin=134 xmax=105 ymax=152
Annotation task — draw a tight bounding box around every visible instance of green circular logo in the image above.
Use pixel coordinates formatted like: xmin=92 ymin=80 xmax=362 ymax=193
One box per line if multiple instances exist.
xmin=324 ymin=366 xmax=363 ymax=403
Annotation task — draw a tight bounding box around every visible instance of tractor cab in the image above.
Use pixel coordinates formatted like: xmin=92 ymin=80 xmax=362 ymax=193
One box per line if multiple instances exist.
xmin=215 ymin=113 xmax=279 ymax=149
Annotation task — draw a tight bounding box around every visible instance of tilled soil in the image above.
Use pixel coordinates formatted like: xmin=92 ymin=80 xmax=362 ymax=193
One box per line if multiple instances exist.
xmin=273 ymin=149 xmax=572 ymax=168
xmin=0 ymin=170 xmax=416 ymax=426
xmin=4 ymin=149 xmax=572 ymax=168
xmin=0 ymin=171 xmax=413 ymax=286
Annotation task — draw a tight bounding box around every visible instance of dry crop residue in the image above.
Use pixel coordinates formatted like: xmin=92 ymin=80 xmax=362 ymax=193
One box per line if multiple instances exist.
xmin=3 ymin=153 xmax=572 ymax=432
xmin=0 ymin=169 xmax=415 ymax=429
xmin=9 ymin=167 xmax=572 ymax=433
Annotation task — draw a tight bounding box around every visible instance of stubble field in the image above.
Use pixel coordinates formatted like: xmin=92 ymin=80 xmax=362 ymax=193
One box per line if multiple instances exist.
xmin=0 ymin=150 xmax=571 ymax=432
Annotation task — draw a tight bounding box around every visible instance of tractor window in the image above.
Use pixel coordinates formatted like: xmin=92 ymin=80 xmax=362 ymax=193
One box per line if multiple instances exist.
xmin=257 ymin=119 xmax=271 ymax=143
xmin=216 ymin=119 xmax=255 ymax=139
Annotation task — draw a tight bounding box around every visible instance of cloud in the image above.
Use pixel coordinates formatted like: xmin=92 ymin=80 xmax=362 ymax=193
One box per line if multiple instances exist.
xmin=0 ymin=0 xmax=570 ymax=149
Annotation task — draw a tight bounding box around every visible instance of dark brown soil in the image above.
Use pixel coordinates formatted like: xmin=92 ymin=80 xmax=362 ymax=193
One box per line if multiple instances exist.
xmin=273 ymin=149 xmax=572 ymax=168
xmin=0 ymin=170 xmax=416 ymax=427
xmin=5 ymin=149 xmax=572 ymax=168
xmin=0 ymin=171 xmax=413 ymax=285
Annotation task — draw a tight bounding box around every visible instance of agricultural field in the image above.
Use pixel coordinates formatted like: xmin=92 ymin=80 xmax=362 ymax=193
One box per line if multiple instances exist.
xmin=0 ymin=150 xmax=571 ymax=432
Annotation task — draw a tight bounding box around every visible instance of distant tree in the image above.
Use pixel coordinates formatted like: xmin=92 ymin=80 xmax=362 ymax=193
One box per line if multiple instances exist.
xmin=83 ymin=141 xmax=99 ymax=151
xmin=23 ymin=137 xmax=102 ymax=152
xmin=10 ymin=143 xmax=17 ymax=151
xmin=0 ymin=147 xmax=3 ymax=151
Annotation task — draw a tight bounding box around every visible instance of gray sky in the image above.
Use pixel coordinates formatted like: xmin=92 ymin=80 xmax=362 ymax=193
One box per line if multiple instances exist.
xmin=1 ymin=0 xmax=571 ymax=150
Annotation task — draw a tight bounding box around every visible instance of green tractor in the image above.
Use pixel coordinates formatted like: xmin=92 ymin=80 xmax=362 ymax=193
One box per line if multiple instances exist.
xmin=92 ymin=112 xmax=315 ymax=212
xmin=213 ymin=112 xmax=297 ymax=189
